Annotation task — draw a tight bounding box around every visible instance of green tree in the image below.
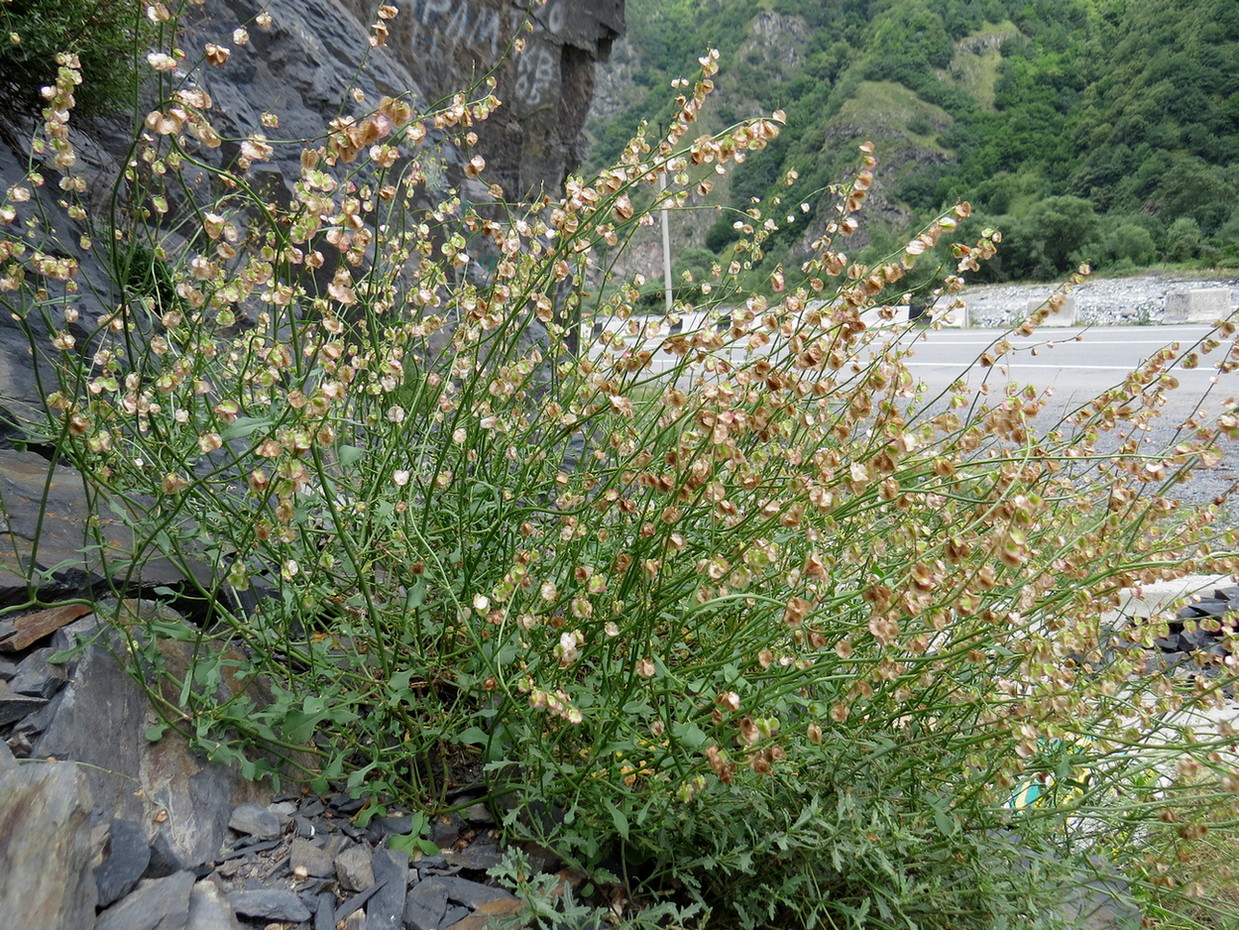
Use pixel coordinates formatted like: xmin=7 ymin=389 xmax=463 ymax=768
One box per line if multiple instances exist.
xmin=1096 ymin=223 xmax=1158 ymax=268
xmin=1004 ymin=195 xmax=1097 ymax=278
xmin=1165 ymin=217 xmax=1205 ymax=262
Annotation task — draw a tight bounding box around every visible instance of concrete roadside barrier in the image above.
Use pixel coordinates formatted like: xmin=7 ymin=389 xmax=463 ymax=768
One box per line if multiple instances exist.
xmin=1164 ymin=288 xmax=1232 ymax=323
xmin=1026 ymin=294 xmax=1077 ymax=326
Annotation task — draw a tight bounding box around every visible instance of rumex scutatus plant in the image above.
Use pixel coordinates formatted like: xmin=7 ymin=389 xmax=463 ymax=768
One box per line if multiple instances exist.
xmin=3 ymin=5 xmax=1239 ymax=928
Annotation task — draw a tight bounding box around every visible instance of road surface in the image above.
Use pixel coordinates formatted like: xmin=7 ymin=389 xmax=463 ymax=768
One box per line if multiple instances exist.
xmin=588 ymin=320 xmax=1239 ymax=517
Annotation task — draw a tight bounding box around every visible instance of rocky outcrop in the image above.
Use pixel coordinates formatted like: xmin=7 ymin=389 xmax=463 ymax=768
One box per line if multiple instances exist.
xmin=343 ymin=0 xmax=624 ymax=198
xmin=0 ymin=0 xmax=623 ymax=444
xmin=0 ymin=598 xmax=532 ymax=928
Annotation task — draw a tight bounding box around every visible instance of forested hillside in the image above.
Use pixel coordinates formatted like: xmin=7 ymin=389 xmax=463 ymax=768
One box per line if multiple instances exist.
xmin=583 ymin=0 xmax=1239 ymax=288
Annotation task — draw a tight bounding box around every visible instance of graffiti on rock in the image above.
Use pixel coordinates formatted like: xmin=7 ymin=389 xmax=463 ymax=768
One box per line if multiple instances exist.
xmin=408 ymin=0 xmax=501 ymax=58
xmin=533 ymin=0 xmax=567 ymax=35
xmin=514 ymin=43 xmax=558 ymax=108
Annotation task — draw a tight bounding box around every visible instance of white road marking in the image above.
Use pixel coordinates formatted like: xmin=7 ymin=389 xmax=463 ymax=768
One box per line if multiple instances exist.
xmin=904 ymin=363 xmax=1225 ymax=372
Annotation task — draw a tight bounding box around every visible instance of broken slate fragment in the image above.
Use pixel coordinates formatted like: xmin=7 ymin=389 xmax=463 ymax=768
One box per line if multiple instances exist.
xmin=8 ymin=648 xmax=68 ymax=699
xmin=94 ymin=818 xmax=153 ymax=908
xmin=429 ymin=811 xmax=464 ymax=847
xmin=146 ymin=828 xmax=186 ymax=879
xmin=446 ymin=897 xmax=527 ymax=930
xmin=413 ymin=854 xmax=460 ymax=878
xmin=0 ymin=759 xmax=98 ymax=929
xmin=367 ymin=848 xmax=409 ymax=929
xmin=439 ymin=875 xmax=519 ymax=909
xmin=404 ymin=879 xmax=450 ymax=930
xmin=227 ymin=802 xmax=282 ymax=840
xmin=442 ymin=839 xmax=505 ymax=871
xmin=365 ymin=812 xmax=414 ymax=843
xmin=186 ymin=879 xmax=243 ymax=930
xmin=314 ymin=889 xmax=336 ymax=930
xmin=95 ymin=870 xmax=196 ymax=930
xmin=228 ymin=888 xmax=312 ymax=923
xmin=0 ymin=602 xmax=92 ymax=651
xmin=0 ymin=679 xmax=47 ymax=725
xmin=335 ymin=843 xmax=376 ymax=892
xmin=463 ymin=802 xmax=493 ymax=824
xmin=289 ymin=836 xmax=335 ymax=878
xmin=334 ymin=876 xmax=389 ymax=922
xmin=293 ymin=814 xmax=318 ymax=838
xmin=329 ymin=792 xmax=367 ymax=814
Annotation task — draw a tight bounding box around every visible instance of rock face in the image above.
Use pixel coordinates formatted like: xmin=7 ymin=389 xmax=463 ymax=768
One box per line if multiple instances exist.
xmin=0 ymin=451 xmax=190 ymax=606
xmin=340 ymin=0 xmax=624 ymax=198
xmin=0 ymin=0 xmax=623 ymax=446
xmin=0 ymin=754 xmax=100 ymax=929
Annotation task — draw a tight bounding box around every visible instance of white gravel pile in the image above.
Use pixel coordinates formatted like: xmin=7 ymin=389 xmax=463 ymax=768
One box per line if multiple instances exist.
xmin=960 ymin=274 xmax=1239 ymax=327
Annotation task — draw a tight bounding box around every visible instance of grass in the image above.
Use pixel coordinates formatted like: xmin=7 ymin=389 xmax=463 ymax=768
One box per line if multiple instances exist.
xmin=941 ymin=21 xmax=1021 ymax=110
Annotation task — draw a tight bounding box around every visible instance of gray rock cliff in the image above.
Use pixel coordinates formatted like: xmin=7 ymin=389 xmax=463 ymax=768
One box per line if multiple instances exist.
xmin=341 ymin=0 xmax=624 ymax=197
xmin=0 ymin=0 xmax=623 ymax=444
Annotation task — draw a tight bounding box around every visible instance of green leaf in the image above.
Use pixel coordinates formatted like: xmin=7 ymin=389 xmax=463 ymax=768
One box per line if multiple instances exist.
xmin=405 ymin=581 xmax=426 ymax=610
xmin=604 ymin=799 xmax=630 ymax=842
xmin=220 ymin=416 xmax=273 ymax=442
xmin=388 ymin=831 xmax=439 ymax=857
xmin=144 ymin=722 xmax=168 ymax=741
xmin=932 ymin=807 xmax=957 ymax=838
xmin=47 ymin=647 xmax=80 ymax=665
xmin=622 ymin=700 xmax=654 ymax=716
xmin=281 ymin=710 xmax=322 ymax=745
xmin=670 ymin=721 xmax=708 ymax=750
xmin=301 ymin=694 xmax=328 ymax=715
xmin=455 ymin=726 xmax=491 ymax=747
xmin=339 ymin=444 xmax=365 ymax=467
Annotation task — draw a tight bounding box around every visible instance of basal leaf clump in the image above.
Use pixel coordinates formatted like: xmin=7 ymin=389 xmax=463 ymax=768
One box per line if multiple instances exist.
xmin=2 ymin=6 xmax=1238 ymax=928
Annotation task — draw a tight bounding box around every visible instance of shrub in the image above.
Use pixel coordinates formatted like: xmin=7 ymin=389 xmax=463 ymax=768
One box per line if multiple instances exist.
xmin=4 ymin=15 xmax=1239 ymax=930
xmin=0 ymin=0 xmax=148 ymax=115
xmin=1095 ymin=223 xmax=1158 ymax=269
xmin=1165 ymin=217 xmax=1205 ymax=263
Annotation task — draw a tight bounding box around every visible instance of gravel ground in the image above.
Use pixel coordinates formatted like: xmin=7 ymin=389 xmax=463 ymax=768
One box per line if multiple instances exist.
xmin=959 ymin=273 xmax=1239 ymax=327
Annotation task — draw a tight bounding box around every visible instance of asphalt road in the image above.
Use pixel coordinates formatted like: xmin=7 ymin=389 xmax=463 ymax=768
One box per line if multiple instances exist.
xmin=589 ymin=320 xmax=1239 ymax=518
xmin=905 ymin=323 xmax=1239 ymax=519
xmin=902 ymin=324 xmax=1239 ymax=422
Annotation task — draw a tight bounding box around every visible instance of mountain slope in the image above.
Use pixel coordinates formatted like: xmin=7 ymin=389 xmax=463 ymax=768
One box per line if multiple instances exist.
xmin=583 ymin=0 xmax=1239 ymax=287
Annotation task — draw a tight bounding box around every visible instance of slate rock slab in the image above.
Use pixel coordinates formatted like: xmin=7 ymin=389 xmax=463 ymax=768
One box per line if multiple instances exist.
xmin=0 ymin=758 xmax=98 ymax=929
xmin=8 ymin=646 xmax=68 ymax=700
xmin=94 ymin=869 xmax=196 ymax=930
xmin=33 ymin=617 xmax=272 ymax=866
xmin=404 ymin=879 xmax=449 ymax=930
xmin=366 ymin=847 xmax=409 ymax=929
xmin=438 ymin=875 xmax=519 ymax=909
xmin=0 ymin=602 xmax=91 ymax=652
xmin=187 ymin=879 xmax=243 ymax=930
xmin=95 ymin=817 xmax=153 ymax=908
xmin=228 ymin=802 xmax=282 ymax=840
xmin=443 ymin=839 xmax=505 ymax=872
xmin=447 ymin=897 xmax=527 ymax=930
xmin=336 ymin=843 xmax=376 ymax=892
xmin=228 ymin=887 xmax=312 ymax=923
xmin=290 ymin=836 xmax=335 ymax=878
xmin=0 ymin=679 xmax=47 ymax=725
xmin=0 ymin=450 xmax=188 ymax=604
